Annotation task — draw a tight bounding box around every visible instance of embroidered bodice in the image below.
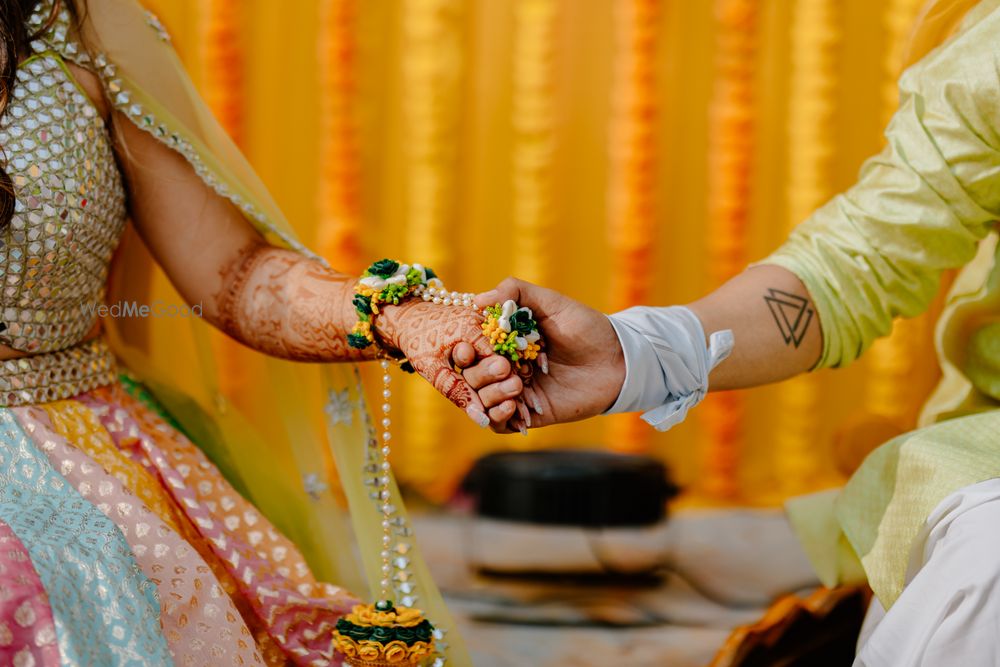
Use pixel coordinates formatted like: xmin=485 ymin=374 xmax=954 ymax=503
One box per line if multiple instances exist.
xmin=0 ymin=38 xmax=126 ymax=353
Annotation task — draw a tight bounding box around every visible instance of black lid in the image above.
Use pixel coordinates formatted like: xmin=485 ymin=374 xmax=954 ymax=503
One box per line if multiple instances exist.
xmin=462 ymin=449 xmax=678 ymax=528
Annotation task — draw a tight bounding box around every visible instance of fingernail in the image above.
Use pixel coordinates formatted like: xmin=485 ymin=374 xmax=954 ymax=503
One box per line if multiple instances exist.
xmin=490 ymin=358 xmax=508 ymax=374
xmin=518 ymin=400 xmax=532 ymax=428
xmin=540 ymin=353 xmax=549 ymax=375
xmin=466 ymin=407 xmax=490 ymax=428
xmin=533 ymin=397 xmax=544 ymax=415
xmin=519 ymin=424 xmax=528 ymax=437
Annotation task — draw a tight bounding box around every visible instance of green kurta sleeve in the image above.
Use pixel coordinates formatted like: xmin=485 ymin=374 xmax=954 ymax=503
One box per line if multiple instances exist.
xmin=763 ymin=7 xmax=1000 ymax=368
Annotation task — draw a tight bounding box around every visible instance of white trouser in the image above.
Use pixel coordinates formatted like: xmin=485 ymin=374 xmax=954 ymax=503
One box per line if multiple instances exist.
xmin=854 ymin=478 xmax=1000 ymax=666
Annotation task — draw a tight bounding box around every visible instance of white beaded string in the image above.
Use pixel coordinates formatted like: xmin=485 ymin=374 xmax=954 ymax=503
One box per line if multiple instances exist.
xmin=378 ymin=359 xmax=393 ymax=600
xmin=414 ymin=281 xmax=479 ymax=310
xmin=377 ymin=279 xmax=478 ymax=604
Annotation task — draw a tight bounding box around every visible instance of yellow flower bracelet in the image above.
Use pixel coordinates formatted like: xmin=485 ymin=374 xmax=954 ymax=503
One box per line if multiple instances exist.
xmin=347 ymin=259 xmax=545 ymax=371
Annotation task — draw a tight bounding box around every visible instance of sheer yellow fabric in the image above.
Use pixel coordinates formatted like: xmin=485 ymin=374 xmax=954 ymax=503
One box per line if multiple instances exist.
xmin=75 ymin=0 xmax=469 ymax=662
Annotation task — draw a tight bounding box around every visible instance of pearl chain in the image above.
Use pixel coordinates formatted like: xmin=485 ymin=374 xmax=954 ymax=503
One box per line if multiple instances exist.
xmin=377 ymin=281 xmax=480 ymax=602
xmin=378 ymin=359 xmax=394 ymax=597
xmin=414 ymin=283 xmax=479 ymax=310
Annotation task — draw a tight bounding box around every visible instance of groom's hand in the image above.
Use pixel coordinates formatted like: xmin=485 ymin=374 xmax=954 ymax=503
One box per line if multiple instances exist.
xmin=452 ymin=278 xmax=626 ymax=432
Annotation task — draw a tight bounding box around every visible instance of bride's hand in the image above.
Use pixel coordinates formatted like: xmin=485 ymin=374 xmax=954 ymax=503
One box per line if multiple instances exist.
xmin=377 ymin=300 xmax=504 ymax=427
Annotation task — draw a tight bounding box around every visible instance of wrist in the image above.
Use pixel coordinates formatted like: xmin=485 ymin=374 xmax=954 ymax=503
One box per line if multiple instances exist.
xmin=603 ymin=313 xmax=645 ymax=415
xmin=345 ymin=259 xmax=443 ymax=358
xmin=372 ymin=302 xmax=406 ymax=353
xmin=603 ymin=318 xmax=627 ymax=413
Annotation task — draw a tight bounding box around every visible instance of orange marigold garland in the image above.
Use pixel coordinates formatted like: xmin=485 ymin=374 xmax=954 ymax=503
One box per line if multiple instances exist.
xmin=199 ymin=0 xmax=243 ymax=145
xmin=775 ymin=0 xmax=841 ymax=496
xmin=606 ymin=0 xmax=661 ymax=455
xmin=698 ymin=0 xmax=758 ymax=500
xmin=399 ymin=0 xmax=466 ymax=502
xmin=511 ymin=0 xmax=558 ymax=285
xmin=318 ymin=0 xmax=365 ymax=274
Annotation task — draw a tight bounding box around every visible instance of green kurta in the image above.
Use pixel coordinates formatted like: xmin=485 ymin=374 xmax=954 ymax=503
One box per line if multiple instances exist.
xmin=764 ymin=0 xmax=1000 ymax=608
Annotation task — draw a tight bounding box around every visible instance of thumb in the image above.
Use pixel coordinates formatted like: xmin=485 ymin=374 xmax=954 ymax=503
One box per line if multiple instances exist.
xmin=413 ymin=353 xmax=491 ymax=428
xmin=475 ymin=276 xmax=563 ymax=319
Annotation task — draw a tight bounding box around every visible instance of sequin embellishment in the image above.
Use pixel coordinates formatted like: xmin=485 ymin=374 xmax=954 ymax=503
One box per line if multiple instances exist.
xmin=0 ymin=55 xmax=127 ymax=353
xmin=0 ymin=338 xmax=117 ymax=407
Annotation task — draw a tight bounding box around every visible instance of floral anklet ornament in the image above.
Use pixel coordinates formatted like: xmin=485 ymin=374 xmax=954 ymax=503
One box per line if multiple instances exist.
xmin=337 ymin=260 xmax=545 ymax=665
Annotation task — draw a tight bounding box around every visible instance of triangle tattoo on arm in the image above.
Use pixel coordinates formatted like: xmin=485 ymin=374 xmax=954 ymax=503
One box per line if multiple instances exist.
xmin=763 ymin=288 xmax=814 ymax=348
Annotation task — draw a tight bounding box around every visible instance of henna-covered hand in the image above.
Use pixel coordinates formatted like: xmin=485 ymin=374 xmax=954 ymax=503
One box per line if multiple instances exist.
xmin=213 ymin=244 xmax=507 ymax=425
xmin=377 ymin=300 xmax=500 ymax=427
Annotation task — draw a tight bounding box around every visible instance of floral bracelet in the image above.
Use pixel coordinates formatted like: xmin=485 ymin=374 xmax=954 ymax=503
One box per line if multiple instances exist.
xmin=346 ymin=258 xmax=544 ymax=369
xmin=347 ymin=258 xmax=437 ymax=349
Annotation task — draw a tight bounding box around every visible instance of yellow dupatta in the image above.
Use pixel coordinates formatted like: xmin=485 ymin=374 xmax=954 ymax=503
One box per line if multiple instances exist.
xmin=58 ymin=0 xmax=469 ymax=663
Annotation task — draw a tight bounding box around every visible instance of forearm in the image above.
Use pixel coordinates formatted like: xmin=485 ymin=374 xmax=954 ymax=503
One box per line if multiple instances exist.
xmin=213 ymin=243 xmax=378 ymax=362
xmin=688 ymin=264 xmax=821 ymax=390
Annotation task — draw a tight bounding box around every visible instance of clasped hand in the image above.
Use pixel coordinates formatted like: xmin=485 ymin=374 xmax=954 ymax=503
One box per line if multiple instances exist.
xmin=449 ymin=278 xmax=626 ymax=434
xmin=352 ymin=277 xmax=626 ymax=433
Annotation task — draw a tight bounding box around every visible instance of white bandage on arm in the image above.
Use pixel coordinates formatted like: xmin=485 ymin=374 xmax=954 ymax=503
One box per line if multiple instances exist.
xmin=604 ymin=306 xmax=734 ymax=431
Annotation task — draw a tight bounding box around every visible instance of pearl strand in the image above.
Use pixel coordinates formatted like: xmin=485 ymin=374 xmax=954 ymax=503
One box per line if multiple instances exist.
xmin=415 ymin=283 xmax=479 ymax=310
xmin=377 ymin=282 xmax=483 ymax=602
xmin=378 ymin=359 xmax=394 ymax=598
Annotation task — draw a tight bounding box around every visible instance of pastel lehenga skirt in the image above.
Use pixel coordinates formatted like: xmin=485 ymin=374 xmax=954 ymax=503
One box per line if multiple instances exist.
xmin=0 ymin=338 xmax=358 ymax=666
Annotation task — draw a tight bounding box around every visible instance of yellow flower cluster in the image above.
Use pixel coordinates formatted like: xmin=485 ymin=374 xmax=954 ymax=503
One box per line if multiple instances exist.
xmin=348 ymin=603 xmax=425 ymax=628
xmin=482 ymin=314 xmax=540 ymax=365
xmin=355 ymin=284 xmax=383 ymax=314
xmin=334 ymin=636 xmax=434 ymax=666
xmin=481 ymin=317 xmax=507 ymax=346
xmin=351 ymin=320 xmax=372 ymax=339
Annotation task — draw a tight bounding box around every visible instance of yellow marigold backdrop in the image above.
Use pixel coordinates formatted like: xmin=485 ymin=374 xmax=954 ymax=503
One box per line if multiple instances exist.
xmin=143 ymin=0 xmax=942 ymax=505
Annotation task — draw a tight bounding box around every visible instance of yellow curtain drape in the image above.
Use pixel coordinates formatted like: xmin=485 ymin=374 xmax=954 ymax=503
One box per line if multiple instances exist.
xmin=772 ymin=0 xmax=841 ymax=497
xmin=606 ymin=0 xmax=663 ymax=455
xmin=143 ymin=0 xmax=942 ymax=505
xmin=697 ymin=0 xmax=758 ymax=500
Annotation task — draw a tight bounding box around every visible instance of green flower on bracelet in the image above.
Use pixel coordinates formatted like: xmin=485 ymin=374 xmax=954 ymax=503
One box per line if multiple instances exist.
xmin=482 ymin=300 xmax=542 ymax=365
xmin=368 ymin=258 xmax=400 ymax=279
xmin=348 ymin=260 xmax=441 ymax=351
xmin=352 ymin=294 xmax=373 ymax=316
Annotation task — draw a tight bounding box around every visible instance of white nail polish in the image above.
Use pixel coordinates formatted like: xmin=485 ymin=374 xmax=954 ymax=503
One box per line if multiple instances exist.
xmin=519 ymin=424 xmax=528 ymax=437
xmin=533 ymin=398 xmax=544 ymax=415
xmin=467 ymin=406 xmax=490 ymax=428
